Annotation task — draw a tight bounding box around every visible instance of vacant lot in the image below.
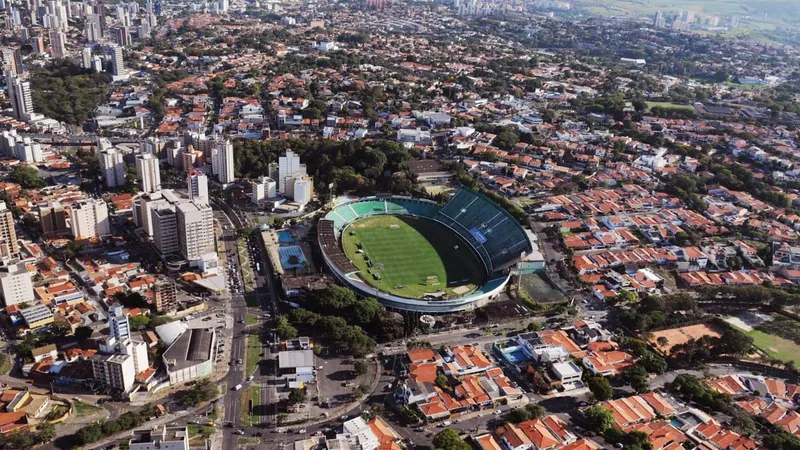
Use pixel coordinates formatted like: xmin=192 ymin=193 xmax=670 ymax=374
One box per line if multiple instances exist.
xmin=647 ymin=323 xmax=724 ymax=354
xmin=646 ymin=101 xmax=696 ymax=112
xmin=342 ymin=215 xmax=483 ymax=298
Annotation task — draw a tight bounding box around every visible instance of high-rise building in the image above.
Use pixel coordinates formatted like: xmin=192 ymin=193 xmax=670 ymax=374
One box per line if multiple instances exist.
xmin=81 ymin=46 xmax=92 ymax=69
xmin=251 ymin=176 xmax=276 ymax=203
xmin=218 ymin=0 xmax=228 ymax=13
xmin=187 ymin=172 xmax=208 ymax=205
xmin=109 ymin=305 xmax=131 ymax=340
xmin=19 ymin=27 xmax=30 ymax=44
xmin=153 ymin=277 xmax=177 ymax=313
xmin=84 ymin=13 xmax=102 ymax=41
xmin=0 ymin=201 xmax=19 ymax=258
xmin=49 ymin=29 xmax=66 ymax=58
xmin=176 ymin=201 xmax=214 ymax=262
xmin=278 ymin=150 xmax=306 ymax=195
xmin=119 ymin=338 xmax=149 ymax=375
xmin=32 ymin=36 xmax=45 ymax=54
xmin=653 ymin=11 xmax=666 ymax=28
xmin=135 ymin=153 xmax=161 ymax=193
xmin=69 ymin=198 xmax=110 ymax=238
xmin=7 ymin=75 xmax=35 ymax=122
xmin=91 ymin=353 xmax=135 ymax=392
xmin=99 ymin=147 xmax=126 ymax=188
xmin=116 ymin=26 xmax=131 ymax=46
xmin=152 ymin=204 xmax=179 ymax=255
xmin=680 ymin=9 xmax=694 ymax=23
xmin=108 ymin=44 xmax=125 ymax=77
xmin=291 ymin=176 xmax=314 ymax=205
xmin=210 ymin=136 xmax=234 ymax=184
xmin=0 ymin=262 xmax=34 ymax=307
xmin=1 ymin=47 xmax=23 ymax=75
xmin=14 ymin=136 xmax=42 ymax=162
xmin=39 ymin=200 xmax=68 ymax=234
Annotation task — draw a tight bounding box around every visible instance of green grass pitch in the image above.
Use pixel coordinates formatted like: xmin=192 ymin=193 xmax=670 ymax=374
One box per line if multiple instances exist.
xmin=341 ymin=215 xmax=484 ymax=299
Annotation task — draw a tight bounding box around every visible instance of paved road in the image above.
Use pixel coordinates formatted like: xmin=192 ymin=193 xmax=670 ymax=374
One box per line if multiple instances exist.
xmin=218 ymin=203 xmax=281 ymax=449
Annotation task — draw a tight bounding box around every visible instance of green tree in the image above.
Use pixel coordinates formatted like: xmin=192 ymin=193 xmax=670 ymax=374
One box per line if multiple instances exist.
xmin=494 ymin=130 xmax=519 ymax=150
xmin=507 ymin=407 xmax=531 ymax=423
xmin=12 ymin=166 xmax=46 ymax=189
xmin=587 ymin=376 xmax=613 ymax=401
xmin=288 ymin=388 xmax=306 ymax=405
xmin=432 ymin=428 xmax=471 ymax=450
xmin=50 ymin=319 xmax=73 ymax=337
xmin=525 ymin=403 xmax=546 ymax=419
xmin=584 ymin=405 xmax=615 ymax=433
xmin=354 ymin=360 xmax=368 ymax=376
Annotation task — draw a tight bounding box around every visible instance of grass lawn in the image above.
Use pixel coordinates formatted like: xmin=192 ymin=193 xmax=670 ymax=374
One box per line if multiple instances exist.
xmin=73 ymin=400 xmax=102 ymax=417
xmin=646 ymin=101 xmax=696 ymax=112
xmin=245 ymin=334 xmax=262 ymax=377
xmin=238 ymin=437 xmax=259 ymax=445
xmin=0 ymin=354 xmax=12 ymax=375
xmin=246 ymin=313 xmax=260 ymax=326
xmin=341 ymin=215 xmax=484 ymax=299
xmin=239 ymin=386 xmax=261 ymax=427
xmin=746 ymin=329 xmax=800 ymax=364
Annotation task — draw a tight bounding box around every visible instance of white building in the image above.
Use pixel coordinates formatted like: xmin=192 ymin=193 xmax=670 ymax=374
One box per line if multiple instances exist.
xmin=187 ymin=172 xmax=208 ymax=205
xmin=210 ymin=136 xmax=234 ymax=184
xmin=551 ymin=361 xmax=583 ymax=385
xmin=291 ymin=176 xmax=313 ymax=205
xmin=120 ymin=338 xmax=150 ymax=375
xmin=278 ymin=150 xmax=306 ymax=194
xmin=0 ymin=262 xmax=34 ymax=307
xmin=100 ymin=147 xmax=126 ymax=188
xmin=135 ymin=153 xmax=161 ymax=193
xmin=108 ymin=44 xmax=125 ymax=77
xmin=14 ymin=137 xmax=42 ymax=162
xmin=92 ymin=353 xmax=136 ymax=392
xmin=81 ymin=46 xmax=92 ymax=69
xmin=176 ymin=201 xmax=214 ymax=263
xmin=69 ymin=198 xmax=110 ymax=239
xmin=251 ymin=176 xmax=276 ymax=203
xmin=130 ymin=426 xmax=189 ymax=450
xmin=6 ymin=75 xmax=38 ymax=122
xmin=109 ymin=305 xmax=131 ymax=341
xmin=133 ymin=191 xmax=164 ymax=236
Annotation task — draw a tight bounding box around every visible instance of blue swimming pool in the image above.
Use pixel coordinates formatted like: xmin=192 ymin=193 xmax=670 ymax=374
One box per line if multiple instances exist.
xmin=277 ymin=230 xmax=295 ymax=243
xmin=501 ymin=346 xmax=530 ymax=364
xmin=670 ymin=418 xmax=684 ymax=429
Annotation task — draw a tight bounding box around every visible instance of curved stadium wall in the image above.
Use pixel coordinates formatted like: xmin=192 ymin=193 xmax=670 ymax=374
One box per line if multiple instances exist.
xmin=318 ymin=189 xmax=533 ymax=313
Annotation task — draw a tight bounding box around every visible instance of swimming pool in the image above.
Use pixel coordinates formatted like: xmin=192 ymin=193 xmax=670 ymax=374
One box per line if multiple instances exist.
xmin=277 ymin=230 xmax=295 ymax=244
xmin=670 ymin=418 xmax=684 ymax=429
xmin=501 ymin=346 xmax=530 ymax=364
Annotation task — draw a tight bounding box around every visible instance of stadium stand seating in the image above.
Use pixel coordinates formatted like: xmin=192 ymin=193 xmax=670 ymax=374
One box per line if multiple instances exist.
xmin=435 ymin=188 xmax=531 ymax=271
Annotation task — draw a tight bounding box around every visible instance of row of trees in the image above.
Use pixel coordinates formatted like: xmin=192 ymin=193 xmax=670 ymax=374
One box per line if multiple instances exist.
xmin=75 ymin=404 xmax=160 ymax=446
xmin=280 ymin=285 xmax=404 ymax=357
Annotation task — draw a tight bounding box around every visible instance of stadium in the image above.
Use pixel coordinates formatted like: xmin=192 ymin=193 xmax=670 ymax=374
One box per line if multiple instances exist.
xmin=318 ymin=188 xmax=534 ymax=313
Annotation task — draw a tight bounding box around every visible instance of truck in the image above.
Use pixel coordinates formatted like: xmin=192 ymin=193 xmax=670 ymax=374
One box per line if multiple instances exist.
xmin=233 ymin=384 xmax=243 ymax=391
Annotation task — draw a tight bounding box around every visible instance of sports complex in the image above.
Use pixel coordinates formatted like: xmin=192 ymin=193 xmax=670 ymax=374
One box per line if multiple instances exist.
xmin=318 ymin=188 xmax=533 ymax=313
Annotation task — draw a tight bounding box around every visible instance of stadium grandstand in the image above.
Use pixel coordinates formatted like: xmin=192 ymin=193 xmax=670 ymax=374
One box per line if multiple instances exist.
xmin=317 ymin=189 xmax=534 ymax=313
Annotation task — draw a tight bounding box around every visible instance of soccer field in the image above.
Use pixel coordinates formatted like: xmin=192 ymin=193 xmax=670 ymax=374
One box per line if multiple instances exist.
xmin=341 ymin=215 xmax=484 ymax=299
